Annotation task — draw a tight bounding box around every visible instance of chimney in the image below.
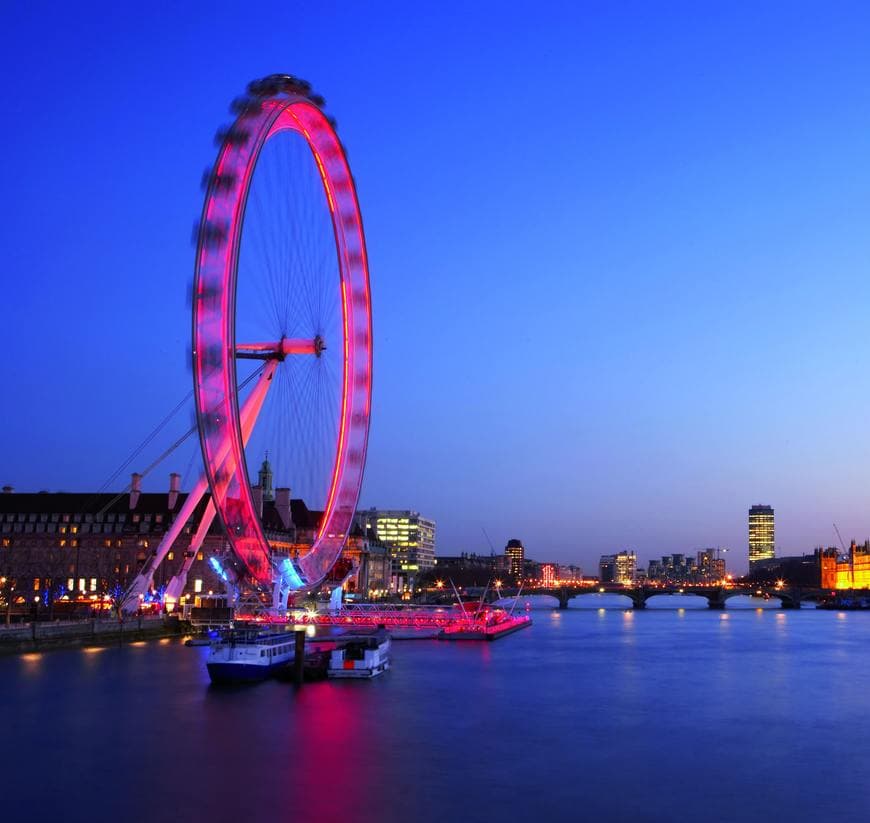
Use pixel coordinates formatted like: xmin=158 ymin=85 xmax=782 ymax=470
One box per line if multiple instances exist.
xmin=1 ymin=486 xmax=12 ymax=494
xmin=168 ymin=472 xmax=181 ymax=510
xmin=251 ymin=485 xmax=264 ymax=519
xmin=130 ymin=473 xmax=142 ymax=510
xmin=275 ymin=487 xmax=293 ymax=530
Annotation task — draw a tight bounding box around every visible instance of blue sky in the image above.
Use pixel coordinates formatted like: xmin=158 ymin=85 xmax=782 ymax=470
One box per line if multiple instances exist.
xmin=2 ymin=1 xmax=869 ymax=572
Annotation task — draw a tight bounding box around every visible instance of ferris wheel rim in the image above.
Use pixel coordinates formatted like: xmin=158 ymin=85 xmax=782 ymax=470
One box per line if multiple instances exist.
xmin=191 ymin=84 xmax=372 ymax=593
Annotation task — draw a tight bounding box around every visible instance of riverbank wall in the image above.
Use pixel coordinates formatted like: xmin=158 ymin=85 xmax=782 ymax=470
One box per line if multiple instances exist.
xmin=0 ymin=615 xmax=187 ymax=655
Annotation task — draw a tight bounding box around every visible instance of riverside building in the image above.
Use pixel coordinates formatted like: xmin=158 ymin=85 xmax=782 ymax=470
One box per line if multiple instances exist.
xmin=819 ymin=541 xmax=870 ymax=590
xmin=505 ymin=539 xmax=525 ymax=580
xmin=748 ymin=505 xmax=775 ymax=567
xmin=599 ymin=551 xmax=637 ymax=585
xmin=0 ymin=479 xmax=387 ymax=614
xmin=355 ymin=509 xmax=436 ymax=588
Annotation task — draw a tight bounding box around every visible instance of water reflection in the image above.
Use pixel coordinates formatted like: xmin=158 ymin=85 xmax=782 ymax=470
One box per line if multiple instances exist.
xmin=2 ymin=612 xmax=870 ymax=822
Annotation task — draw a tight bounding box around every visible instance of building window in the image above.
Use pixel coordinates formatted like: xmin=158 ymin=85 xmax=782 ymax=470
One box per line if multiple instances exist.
xmin=78 ymin=578 xmax=86 ymax=593
xmin=67 ymin=578 xmax=74 ymax=591
xmin=90 ymin=578 xmax=97 ymax=592
xmin=103 ymin=539 xmax=112 ymax=548
xmin=33 ymin=578 xmax=40 ymax=591
xmin=197 ymin=551 xmax=203 ymax=561
xmin=59 ymin=539 xmax=67 ymax=548
xmin=194 ymin=579 xmax=203 ymax=593
xmin=168 ymin=552 xmax=175 ymax=561
xmin=1 ymin=538 xmax=10 ymax=548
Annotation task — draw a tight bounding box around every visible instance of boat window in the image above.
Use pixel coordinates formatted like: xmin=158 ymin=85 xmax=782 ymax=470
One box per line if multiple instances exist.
xmin=260 ymin=650 xmax=266 ymax=657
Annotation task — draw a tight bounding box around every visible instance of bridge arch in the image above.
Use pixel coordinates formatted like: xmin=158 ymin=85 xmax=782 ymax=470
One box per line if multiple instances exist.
xmin=494 ymin=594 xmax=560 ymax=609
xmin=567 ymin=592 xmax=634 ymax=610
xmin=721 ymin=593 xmax=782 ymax=609
xmin=645 ymin=594 xmax=709 ymax=609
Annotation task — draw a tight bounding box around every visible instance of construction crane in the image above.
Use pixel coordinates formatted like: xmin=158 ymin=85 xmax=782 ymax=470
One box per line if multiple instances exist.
xmin=481 ymin=526 xmax=497 ymax=557
xmin=833 ymin=523 xmax=848 ymax=555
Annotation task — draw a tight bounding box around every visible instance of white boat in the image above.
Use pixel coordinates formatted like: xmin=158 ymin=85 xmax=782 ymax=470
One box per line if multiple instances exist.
xmin=328 ymin=630 xmax=391 ymax=679
xmin=206 ymin=630 xmax=297 ymax=683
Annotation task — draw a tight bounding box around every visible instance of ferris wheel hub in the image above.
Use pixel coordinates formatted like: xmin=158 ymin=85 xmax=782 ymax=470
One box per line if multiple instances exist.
xmin=235 ymin=338 xmax=324 ymax=360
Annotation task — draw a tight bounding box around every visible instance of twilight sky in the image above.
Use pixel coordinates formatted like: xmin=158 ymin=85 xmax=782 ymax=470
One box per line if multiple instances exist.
xmin=2 ymin=1 xmax=869 ymax=573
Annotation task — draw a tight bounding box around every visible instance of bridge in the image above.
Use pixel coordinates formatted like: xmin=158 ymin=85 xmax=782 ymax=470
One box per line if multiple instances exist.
xmin=498 ymin=584 xmax=825 ymax=610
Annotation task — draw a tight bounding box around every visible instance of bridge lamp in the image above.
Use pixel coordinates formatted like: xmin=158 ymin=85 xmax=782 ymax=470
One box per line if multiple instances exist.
xmin=494 ymin=580 xmax=502 ymax=589
xmin=598 ymin=587 xmax=605 ymax=593
xmin=775 ymin=579 xmax=785 ymax=590
xmin=435 ymin=580 xmax=444 ymax=590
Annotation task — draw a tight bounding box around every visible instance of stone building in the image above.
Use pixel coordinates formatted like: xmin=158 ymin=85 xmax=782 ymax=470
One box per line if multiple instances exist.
xmin=0 ymin=478 xmax=388 ymax=614
xmin=819 ymin=542 xmax=870 ymax=590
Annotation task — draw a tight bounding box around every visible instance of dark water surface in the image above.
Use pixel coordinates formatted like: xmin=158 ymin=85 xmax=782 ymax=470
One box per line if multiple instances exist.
xmin=3 ymin=608 xmax=870 ymax=823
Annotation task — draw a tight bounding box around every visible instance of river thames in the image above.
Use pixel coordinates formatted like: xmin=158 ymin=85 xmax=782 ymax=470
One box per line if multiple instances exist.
xmin=3 ymin=601 xmax=869 ymax=823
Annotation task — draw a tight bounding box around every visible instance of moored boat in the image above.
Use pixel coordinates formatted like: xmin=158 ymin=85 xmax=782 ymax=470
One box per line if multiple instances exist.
xmin=206 ymin=630 xmax=297 ymax=683
xmin=327 ymin=629 xmax=391 ymax=679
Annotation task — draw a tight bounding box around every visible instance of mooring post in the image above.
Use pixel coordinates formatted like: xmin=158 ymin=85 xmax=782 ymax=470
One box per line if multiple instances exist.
xmin=294 ymin=629 xmax=305 ymax=686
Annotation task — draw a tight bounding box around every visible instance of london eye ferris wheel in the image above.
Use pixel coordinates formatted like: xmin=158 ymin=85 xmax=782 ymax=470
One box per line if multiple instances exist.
xmin=190 ymin=74 xmax=373 ymax=607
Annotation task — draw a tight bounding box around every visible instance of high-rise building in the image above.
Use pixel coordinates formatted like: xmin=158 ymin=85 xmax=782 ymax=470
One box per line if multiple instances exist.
xmin=696 ymin=548 xmax=726 ymax=582
xmin=599 ymin=551 xmax=636 ymax=584
xmin=615 ymin=551 xmax=637 ymax=584
xmin=505 ymin=539 xmax=525 ymax=579
xmin=355 ymin=509 xmax=436 ymax=581
xmin=748 ymin=505 xmax=775 ymax=567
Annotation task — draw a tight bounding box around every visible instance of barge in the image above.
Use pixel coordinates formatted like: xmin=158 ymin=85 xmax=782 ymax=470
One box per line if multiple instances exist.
xmin=439 ymin=611 xmax=532 ymax=641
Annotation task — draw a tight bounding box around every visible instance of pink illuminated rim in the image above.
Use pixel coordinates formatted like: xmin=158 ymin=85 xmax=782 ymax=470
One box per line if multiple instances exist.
xmin=192 ymin=96 xmax=372 ymax=589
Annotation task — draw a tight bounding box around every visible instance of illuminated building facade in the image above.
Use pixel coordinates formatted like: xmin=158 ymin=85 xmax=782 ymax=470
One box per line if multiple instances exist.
xmin=0 ymin=481 xmax=238 ymax=610
xmin=541 ymin=563 xmax=556 ymax=588
xmin=748 ymin=505 xmax=775 ymax=567
xmin=505 ymin=539 xmax=525 ymax=580
xmin=355 ymin=509 xmax=436 ymax=585
xmin=696 ymin=549 xmax=726 ymax=582
xmin=819 ymin=541 xmax=870 ymax=590
xmin=0 ymin=480 xmax=385 ymax=613
xmin=599 ymin=551 xmax=637 ymax=584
